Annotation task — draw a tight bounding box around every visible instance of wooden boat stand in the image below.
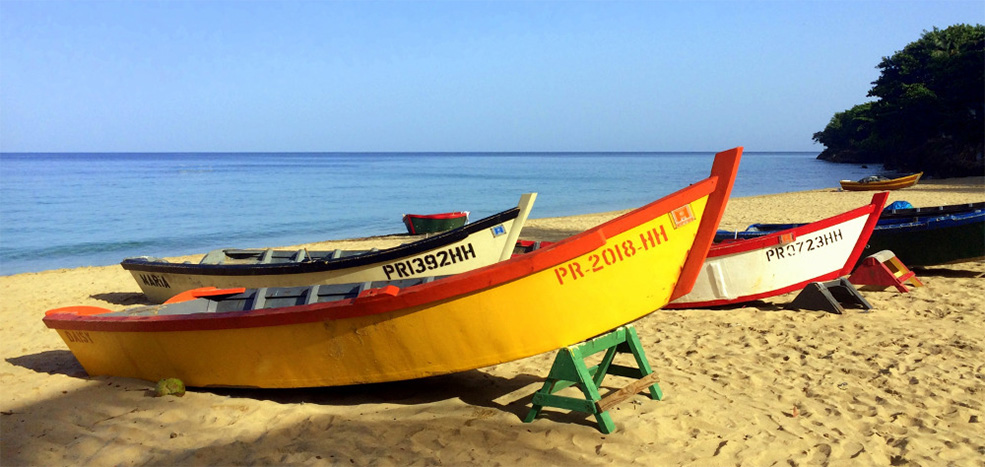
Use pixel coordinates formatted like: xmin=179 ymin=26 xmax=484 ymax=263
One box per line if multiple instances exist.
xmin=849 ymin=250 xmax=924 ymax=293
xmin=786 ymin=278 xmax=873 ymax=314
xmin=523 ymin=325 xmax=662 ymax=434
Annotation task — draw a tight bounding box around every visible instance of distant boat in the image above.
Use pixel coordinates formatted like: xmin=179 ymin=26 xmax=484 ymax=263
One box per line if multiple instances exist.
xmin=667 ymin=192 xmax=887 ymax=308
xmin=42 ymin=148 xmax=743 ymax=389
xmin=403 ymin=211 xmax=469 ymax=234
xmin=715 ymin=201 xmax=985 ymax=267
xmin=122 ymin=194 xmax=534 ymax=303
xmin=839 ymin=172 xmax=922 ymax=191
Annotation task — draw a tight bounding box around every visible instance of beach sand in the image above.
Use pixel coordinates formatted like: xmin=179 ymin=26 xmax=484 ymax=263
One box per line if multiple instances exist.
xmin=2 ymin=178 xmax=983 ymax=466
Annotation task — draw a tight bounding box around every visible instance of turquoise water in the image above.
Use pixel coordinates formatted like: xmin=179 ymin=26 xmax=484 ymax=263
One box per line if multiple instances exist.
xmin=0 ymin=152 xmax=876 ymax=275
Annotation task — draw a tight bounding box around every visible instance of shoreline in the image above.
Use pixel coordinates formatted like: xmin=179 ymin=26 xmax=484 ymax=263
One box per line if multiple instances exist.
xmin=2 ymin=179 xmax=983 ymax=465
xmin=3 ymin=176 xmax=983 ymax=277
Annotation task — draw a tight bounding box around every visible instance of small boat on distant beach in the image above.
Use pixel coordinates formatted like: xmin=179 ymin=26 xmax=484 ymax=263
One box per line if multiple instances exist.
xmin=715 ymin=201 xmax=985 ymax=267
xmin=839 ymin=172 xmax=922 ymax=191
xmin=403 ymin=211 xmax=469 ymax=234
xmin=43 ymin=147 xmax=743 ymax=389
xmin=666 ymin=192 xmax=887 ymax=308
xmin=122 ymin=194 xmax=535 ymax=303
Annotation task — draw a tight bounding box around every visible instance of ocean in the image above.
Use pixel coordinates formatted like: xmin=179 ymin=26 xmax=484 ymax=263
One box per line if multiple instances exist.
xmin=0 ymin=151 xmax=877 ymax=275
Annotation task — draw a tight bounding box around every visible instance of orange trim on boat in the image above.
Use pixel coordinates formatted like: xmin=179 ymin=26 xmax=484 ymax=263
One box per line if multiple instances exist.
xmin=357 ymin=285 xmax=400 ymax=300
xmin=44 ymin=305 xmax=112 ymax=317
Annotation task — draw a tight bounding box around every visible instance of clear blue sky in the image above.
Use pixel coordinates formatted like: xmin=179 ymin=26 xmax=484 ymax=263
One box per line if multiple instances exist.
xmin=1 ymin=1 xmax=982 ymax=153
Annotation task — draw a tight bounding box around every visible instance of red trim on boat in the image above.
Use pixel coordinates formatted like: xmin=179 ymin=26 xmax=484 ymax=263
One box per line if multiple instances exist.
xmin=670 ymin=147 xmax=744 ymax=301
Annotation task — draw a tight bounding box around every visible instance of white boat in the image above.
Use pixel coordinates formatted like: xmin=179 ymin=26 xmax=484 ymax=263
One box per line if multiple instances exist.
xmin=666 ymin=192 xmax=888 ymax=308
xmin=122 ymin=194 xmax=536 ymax=302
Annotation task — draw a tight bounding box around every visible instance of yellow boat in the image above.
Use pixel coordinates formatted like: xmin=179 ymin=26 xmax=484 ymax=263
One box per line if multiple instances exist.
xmin=839 ymin=172 xmax=922 ymax=191
xmin=43 ymin=147 xmax=743 ymax=389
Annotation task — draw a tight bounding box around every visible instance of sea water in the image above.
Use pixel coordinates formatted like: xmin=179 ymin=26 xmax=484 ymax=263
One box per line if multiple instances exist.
xmin=0 ymin=152 xmax=877 ymax=275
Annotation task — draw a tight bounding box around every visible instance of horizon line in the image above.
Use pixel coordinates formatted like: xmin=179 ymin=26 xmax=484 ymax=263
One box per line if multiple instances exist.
xmin=1 ymin=149 xmax=820 ymax=155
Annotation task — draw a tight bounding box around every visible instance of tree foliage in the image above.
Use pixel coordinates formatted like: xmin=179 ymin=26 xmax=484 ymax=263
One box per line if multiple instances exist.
xmin=814 ymin=24 xmax=984 ymax=177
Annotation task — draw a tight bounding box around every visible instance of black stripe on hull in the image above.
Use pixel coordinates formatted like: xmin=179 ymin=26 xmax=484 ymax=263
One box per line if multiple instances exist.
xmin=120 ymin=207 xmax=520 ymax=277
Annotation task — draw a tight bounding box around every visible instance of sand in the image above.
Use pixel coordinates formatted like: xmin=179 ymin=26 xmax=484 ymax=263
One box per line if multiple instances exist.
xmin=2 ymin=178 xmax=983 ymax=466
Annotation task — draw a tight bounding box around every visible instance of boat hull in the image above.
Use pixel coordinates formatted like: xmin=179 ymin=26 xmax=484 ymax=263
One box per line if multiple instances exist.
xmin=403 ymin=212 xmax=469 ymax=234
xmin=123 ymin=196 xmax=533 ymax=302
xmin=840 ymin=172 xmax=922 ymax=191
xmin=667 ymin=192 xmax=886 ymax=308
xmin=860 ymin=210 xmax=985 ymax=266
xmin=717 ymin=202 xmax=985 ymax=267
xmin=53 ymin=201 xmax=704 ymax=387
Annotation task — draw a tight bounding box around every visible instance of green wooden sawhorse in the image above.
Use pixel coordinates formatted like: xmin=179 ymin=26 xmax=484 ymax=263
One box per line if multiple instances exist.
xmin=523 ymin=325 xmax=662 ymax=434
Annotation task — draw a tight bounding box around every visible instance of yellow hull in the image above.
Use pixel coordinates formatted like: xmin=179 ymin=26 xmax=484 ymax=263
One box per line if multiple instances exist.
xmin=840 ymin=172 xmax=922 ymax=191
xmin=46 ymin=148 xmax=743 ymax=388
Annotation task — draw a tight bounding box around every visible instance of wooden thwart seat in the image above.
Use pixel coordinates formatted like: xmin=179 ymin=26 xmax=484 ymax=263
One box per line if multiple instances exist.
xmin=293 ymin=249 xmax=308 ymax=262
xmin=523 ymin=325 xmax=662 ymax=434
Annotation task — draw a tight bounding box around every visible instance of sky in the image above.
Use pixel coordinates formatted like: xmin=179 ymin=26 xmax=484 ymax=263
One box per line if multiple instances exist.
xmin=1 ymin=1 xmax=982 ymax=153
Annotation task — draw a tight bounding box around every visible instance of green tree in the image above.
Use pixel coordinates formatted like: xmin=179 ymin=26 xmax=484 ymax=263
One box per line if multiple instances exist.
xmin=811 ymin=102 xmax=878 ymax=162
xmin=815 ymin=24 xmax=984 ymax=177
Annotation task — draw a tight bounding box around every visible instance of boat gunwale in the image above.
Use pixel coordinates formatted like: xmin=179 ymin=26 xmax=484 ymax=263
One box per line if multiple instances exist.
xmin=120 ymin=206 xmax=521 ymax=276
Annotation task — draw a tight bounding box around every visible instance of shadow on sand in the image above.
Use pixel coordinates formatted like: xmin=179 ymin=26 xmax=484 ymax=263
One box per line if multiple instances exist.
xmin=913 ymin=265 xmax=985 ymax=279
xmin=7 ymin=349 xmax=543 ymax=419
xmin=90 ymin=292 xmax=155 ymax=306
xmin=2 ymin=353 xmax=608 ymax=466
xmin=6 ymin=350 xmax=87 ymax=379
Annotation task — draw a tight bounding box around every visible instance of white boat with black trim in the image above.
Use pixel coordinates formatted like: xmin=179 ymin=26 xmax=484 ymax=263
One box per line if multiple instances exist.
xmin=122 ymin=193 xmax=536 ymax=302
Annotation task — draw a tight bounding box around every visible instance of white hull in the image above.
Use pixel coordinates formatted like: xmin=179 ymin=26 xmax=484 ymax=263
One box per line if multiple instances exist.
xmin=127 ymin=194 xmax=535 ymax=302
xmin=668 ymin=193 xmax=886 ymax=308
